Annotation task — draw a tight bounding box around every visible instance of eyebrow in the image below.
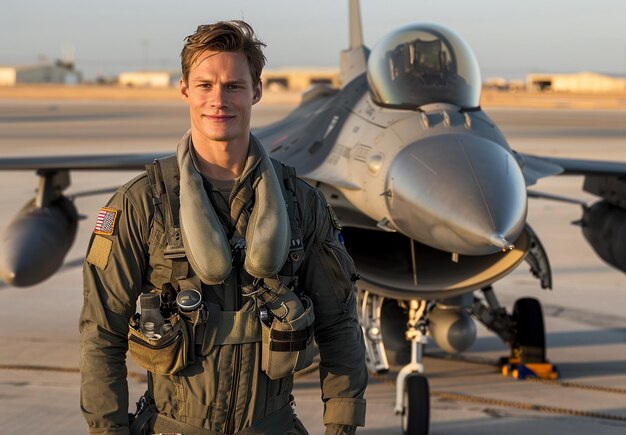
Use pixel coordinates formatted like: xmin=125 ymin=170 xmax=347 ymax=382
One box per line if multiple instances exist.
xmin=192 ymin=78 xmax=249 ymax=86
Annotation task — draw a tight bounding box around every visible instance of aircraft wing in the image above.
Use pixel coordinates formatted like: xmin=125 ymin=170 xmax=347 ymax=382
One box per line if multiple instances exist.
xmin=517 ymin=152 xmax=626 ymax=186
xmin=0 ymin=153 xmax=170 ymax=171
xmin=531 ymin=155 xmax=626 ymax=176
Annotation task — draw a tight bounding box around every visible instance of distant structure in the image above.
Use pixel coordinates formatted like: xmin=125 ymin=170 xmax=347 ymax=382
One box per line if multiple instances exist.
xmin=483 ymin=77 xmax=525 ymax=91
xmin=118 ymin=71 xmax=182 ymax=88
xmin=262 ymin=68 xmax=340 ymax=92
xmin=0 ymin=60 xmax=81 ymax=86
xmin=527 ymin=72 xmax=626 ymax=93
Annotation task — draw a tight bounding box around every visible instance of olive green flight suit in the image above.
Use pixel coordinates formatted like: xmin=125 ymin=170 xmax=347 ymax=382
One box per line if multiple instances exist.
xmin=79 ymin=136 xmax=367 ymax=434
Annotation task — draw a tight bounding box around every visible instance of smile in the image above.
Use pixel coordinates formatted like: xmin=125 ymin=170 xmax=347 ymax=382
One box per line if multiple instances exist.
xmin=205 ymin=114 xmax=235 ymax=121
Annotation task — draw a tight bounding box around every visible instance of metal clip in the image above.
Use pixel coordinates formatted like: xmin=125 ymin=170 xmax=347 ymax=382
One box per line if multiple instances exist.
xmin=134 ymin=395 xmax=148 ymax=418
xmin=231 ymin=238 xmax=247 ymax=264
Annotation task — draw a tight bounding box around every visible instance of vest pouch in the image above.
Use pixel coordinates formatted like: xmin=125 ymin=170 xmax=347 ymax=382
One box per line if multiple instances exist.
xmin=178 ymin=301 xmax=209 ymax=360
xmin=261 ymin=295 xmax=315 ymax=380
xmin=198 ymin=303 xmax=263 ymax=356
xmin=128 ymin=312 xmax=190 ymax=375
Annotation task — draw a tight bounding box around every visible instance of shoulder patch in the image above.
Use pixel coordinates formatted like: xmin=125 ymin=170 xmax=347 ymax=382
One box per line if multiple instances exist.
xmin=87 ymin=235 xmax=113 ymax=270
xmin=94 ymin=207 xmax=118 ymax=235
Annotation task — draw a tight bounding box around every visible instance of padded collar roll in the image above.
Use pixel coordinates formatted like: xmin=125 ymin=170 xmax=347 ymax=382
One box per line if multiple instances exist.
xmin=177 ymin=132 xmax=290 ymax=284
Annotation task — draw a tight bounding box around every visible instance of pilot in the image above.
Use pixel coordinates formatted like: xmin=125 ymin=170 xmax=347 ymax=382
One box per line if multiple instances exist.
xmin=79 ymin=20 xmax=367 ymax=435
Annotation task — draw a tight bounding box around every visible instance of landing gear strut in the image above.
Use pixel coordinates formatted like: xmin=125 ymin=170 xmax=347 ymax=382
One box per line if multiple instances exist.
xmin=358 ymin=290 xmax=431 ymax=435
xmin=396 ymin=300 xmax=429 ymax=435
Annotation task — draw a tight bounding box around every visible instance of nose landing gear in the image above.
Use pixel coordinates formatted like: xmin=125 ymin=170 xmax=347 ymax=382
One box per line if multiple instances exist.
xmin=395 ymin=300 xmax=430 ymax=435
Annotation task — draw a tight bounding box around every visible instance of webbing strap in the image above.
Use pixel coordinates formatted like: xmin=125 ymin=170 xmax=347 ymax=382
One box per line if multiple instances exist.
xmin=158 ymin=156 xmax=186 ymax=259
xmin=281 ymin=163 xmax=304 ymax=248
xmin=269 ymin=337 xmax=310 ymax=352
xmin=270 ymin=326 xmax=311 ymax=342
xmin=145 ymin=161 xmax=162 ymax=201
xmin=146 ymin=156 xmax=188 ymax=286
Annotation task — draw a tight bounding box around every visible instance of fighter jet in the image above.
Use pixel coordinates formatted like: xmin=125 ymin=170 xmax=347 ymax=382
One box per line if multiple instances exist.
xmin=1 ymin=1 xmax=626 ymax=434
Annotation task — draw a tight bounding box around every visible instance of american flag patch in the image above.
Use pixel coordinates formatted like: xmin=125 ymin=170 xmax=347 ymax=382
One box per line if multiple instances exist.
xmin=94 ymin=207 xmax=118 ymax=235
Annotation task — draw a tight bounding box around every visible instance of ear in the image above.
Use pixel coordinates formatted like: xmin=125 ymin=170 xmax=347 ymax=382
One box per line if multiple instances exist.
xmin=179 ymin=78 xmax=190 ymax=102
xmin=252 ymin=81 xmax=263 ymax=105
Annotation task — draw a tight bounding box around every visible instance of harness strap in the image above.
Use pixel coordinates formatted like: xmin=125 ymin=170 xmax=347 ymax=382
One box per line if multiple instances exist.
xmin=280 ymin=163 xmax=303 ymax=248
xmin=146 ymin=155 xmax=189 ymax=285
xmin=159 ymin=156 xmax=186 ymax=259
xmin=274 ymin=161 xmax=305 ymax=294
xmin=145 ymin=160 xmax=162 ymax=203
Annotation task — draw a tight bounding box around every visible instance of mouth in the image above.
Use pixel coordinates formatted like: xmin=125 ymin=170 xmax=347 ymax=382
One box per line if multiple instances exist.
xmin=204 ymin=114 xmax=235 ymax=122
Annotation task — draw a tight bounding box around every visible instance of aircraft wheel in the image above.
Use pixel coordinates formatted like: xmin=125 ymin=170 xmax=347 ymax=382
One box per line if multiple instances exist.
xmin=401 ymin=374 xmax=430 ymax=435
xmin=512 ymin=297 xmax=546 ymax=363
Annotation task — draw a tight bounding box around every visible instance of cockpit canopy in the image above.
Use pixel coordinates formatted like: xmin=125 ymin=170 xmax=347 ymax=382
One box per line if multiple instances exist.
xmin=367 ymin=23 xmax=481 ymax=109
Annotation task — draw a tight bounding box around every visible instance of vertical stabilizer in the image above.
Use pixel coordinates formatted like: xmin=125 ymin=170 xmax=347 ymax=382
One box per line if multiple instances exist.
xmin=340 ymin=0 xmax=369 ymax=86
xmin=348 ymin=0 xmax=364 ymax=48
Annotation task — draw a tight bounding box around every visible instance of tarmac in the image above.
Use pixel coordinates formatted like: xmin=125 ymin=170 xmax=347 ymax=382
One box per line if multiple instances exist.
xmin=0 ymin=99 xmax=625 ymax=434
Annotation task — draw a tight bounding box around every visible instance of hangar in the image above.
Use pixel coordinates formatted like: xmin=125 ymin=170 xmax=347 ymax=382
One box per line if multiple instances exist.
xmin=118 ymin=71 xmax=182 ymax=88
xmin=0 ymin=61 xmax=81 ymax=86
xmin=527 ymin=72 xmax=626 ymax=93
xmin=262 ymin=68 xmax=340 ymax=92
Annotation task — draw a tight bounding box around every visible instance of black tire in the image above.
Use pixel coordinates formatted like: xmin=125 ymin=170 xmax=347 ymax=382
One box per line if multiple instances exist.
xmin=402 ymin=374 xmax=430 ymax=435
xmin=512 ymin=297 xmax=546 ymax=363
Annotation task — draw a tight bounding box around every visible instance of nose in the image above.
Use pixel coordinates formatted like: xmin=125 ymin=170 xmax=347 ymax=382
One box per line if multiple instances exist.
xmin=385 ymin=133 xmax=527 ymax=255
xmin=209 ymin=85 xmax=226 ymax=108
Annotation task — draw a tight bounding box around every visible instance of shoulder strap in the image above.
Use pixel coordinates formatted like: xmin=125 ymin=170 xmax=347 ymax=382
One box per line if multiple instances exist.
xmin=146 ymin=156 xmax=189 ymax=283
xmin=273 ymin=160 xmax=304 ymax=252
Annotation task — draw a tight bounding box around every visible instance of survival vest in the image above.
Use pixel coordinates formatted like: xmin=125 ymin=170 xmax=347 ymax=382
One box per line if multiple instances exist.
xmin=144 ymin=154 xmax=306 ymax=293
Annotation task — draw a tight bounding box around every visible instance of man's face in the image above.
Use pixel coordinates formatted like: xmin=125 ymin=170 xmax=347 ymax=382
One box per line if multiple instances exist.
xmin=180 ymin=50 xmax=262 ymax=150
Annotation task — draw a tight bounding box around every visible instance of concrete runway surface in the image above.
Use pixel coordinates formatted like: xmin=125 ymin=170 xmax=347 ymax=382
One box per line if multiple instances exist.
xmin=0 ymin=99 xmax=625 ymax=434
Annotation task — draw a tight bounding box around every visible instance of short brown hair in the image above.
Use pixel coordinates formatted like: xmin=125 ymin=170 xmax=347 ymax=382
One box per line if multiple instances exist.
xmin=181 ymin=20 xmax=266 ymax=85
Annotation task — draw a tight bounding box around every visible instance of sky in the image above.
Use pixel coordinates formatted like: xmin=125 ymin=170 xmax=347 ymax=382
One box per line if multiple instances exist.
xmin=2 ymin=0 xmax=626 ymax=81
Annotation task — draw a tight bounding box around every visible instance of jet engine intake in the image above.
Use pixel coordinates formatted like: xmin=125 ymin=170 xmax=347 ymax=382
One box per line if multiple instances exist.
xmin=0 ymin=196 xmax=78 ymax=287
xmin=581 ymin=200 xmax=626 ymax=274
xmin=342 ymin=226 xmax=530 ymax=300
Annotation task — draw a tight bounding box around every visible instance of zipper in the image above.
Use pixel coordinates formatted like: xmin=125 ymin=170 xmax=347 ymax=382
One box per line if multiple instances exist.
xmin=322 ymin=241 xmax=357 ymax=283
xmin=224 ymin=265 xmax=243 ymax=433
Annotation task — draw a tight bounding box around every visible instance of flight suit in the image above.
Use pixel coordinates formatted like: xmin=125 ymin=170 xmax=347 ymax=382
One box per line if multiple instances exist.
xmin=79 ymin=134 xmax=367 ymax=434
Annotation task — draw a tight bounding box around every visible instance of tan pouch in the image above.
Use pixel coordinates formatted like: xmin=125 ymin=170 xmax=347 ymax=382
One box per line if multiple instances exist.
xmin=261 ymin=295 xmax=315 ymax=380
xmin=128 ymin=313 xmax=190 ymax=375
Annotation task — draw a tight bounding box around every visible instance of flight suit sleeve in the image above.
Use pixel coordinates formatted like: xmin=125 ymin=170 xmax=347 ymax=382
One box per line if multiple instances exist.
xmin=79 ymin=183 xmax=150 ymax=434
xmin=299 ymin=187 xmax=367 ymax=431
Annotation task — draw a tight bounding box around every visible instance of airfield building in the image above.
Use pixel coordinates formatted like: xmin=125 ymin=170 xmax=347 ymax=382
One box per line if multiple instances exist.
xmin=118 ymin=71 xmax=182 ymax=88
xmin=0 ymin=60 xmax=81 ymax=86
xmin=527 ymin=72 xmax=626 ymax=93
xmin=261 ymin=68 xmax=340 ymax=92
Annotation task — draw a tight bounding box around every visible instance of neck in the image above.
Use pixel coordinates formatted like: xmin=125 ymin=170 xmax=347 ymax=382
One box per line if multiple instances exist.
xmin=191 ymin=135 xmax=249 ymax=180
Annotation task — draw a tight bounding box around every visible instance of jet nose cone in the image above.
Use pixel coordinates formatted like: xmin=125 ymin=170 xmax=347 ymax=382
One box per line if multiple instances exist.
xmin=386 ymin=134 xmax=527 ymax=255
